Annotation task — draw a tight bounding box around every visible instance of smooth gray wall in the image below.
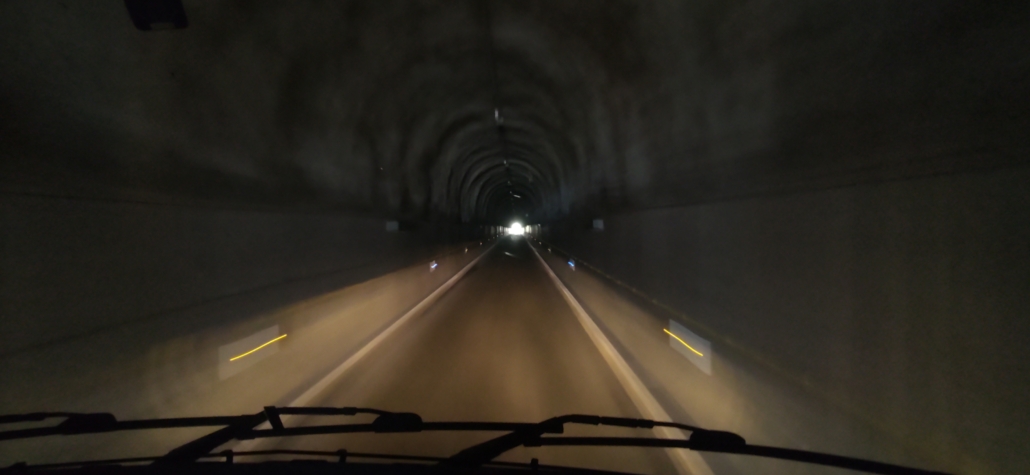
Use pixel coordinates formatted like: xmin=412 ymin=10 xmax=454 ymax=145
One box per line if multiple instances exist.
xmin=549 ymin=167 xmax=1030 ymax=474
xmin=1 ymin=194 xmax=436 ymax=356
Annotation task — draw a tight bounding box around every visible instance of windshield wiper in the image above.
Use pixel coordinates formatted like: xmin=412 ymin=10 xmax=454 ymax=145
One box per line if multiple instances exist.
xmin=444 ymin=414 xmax=698 ymax=466
xmin=445 ymin=417 xmax=948 ymax=475
xmin=0 ymin=412 xmax=256 ymax=442
xmin=0 ymin=407 xmax=547 ymax=465
xmin=0 ymin=407 xmax=950 ymax=475
xmin=10 ymin=450 xmax=637 ymax=475
xmin=522 ymin=436 xmax=948 ymax=475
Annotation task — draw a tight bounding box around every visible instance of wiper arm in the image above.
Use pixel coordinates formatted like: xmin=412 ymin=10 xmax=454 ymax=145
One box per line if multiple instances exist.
xmin=154 ymin=412 xmax=268 ymax=465
xmin=259 ymin=406 xmax=422 ymax=432
xmin=525 ymin=435 xmax=950 ymax=475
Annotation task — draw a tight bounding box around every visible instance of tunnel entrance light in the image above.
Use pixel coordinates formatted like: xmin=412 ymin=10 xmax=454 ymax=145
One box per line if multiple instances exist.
xmin=508 ymin=222 xmax=524 ymax=236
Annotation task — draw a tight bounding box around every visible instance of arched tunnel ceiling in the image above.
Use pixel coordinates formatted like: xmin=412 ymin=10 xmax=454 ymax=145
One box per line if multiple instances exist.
xmin=1 ymin=1 xmax=1027 ymax=224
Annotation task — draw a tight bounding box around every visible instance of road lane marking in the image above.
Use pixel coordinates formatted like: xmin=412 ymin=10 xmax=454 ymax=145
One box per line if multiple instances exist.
xmin=289 ymin=243 xmax=497 ymax=407
xmin=529 ymin=243 xmax=714 ymax=475
xmin=230 ymin=242 xmax=497 ymax=451
xmin=230 ymin=334 xmax=288 ymax=361
xmin=664 ymin=329 xmax=703 ymax=357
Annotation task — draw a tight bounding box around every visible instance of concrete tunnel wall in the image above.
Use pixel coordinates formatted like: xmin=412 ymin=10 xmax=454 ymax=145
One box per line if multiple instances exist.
xmin=4 ymin=2 xmax=1027 ymax=223
xmin=1 ymin=1 xmax=1028 ymax=472
xmin=546 ymin=166 xmax=1030 ymax=474
xmin=0 ymin=195 xmax=463 ymax=356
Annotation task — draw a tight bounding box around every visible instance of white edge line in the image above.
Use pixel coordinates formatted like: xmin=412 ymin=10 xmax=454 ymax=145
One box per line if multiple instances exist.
xmin=529 ymin=243 xmax=714 ymax=475
xmin=232 ymin=241 xmax=497 ymax=451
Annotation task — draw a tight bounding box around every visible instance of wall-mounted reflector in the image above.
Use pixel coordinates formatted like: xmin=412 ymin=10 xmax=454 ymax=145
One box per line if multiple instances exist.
xmin=230 ymin=334 xmax=287 ymax=362
xmin=218 ymin=326 xmax=284 ymax=380
xmin=666 ymin=319 xmax=711 ymax=375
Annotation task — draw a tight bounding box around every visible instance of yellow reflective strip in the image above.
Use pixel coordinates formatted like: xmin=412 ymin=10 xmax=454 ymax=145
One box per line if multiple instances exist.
xmin=229 ymin=334 xmax=287 ymax=361
xmin=663 ymin=329 xmax=703 ymax=357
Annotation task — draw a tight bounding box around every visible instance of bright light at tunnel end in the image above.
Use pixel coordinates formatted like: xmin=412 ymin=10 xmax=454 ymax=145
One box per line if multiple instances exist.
xmin=508 ymin=222 xmax=525 ymax=236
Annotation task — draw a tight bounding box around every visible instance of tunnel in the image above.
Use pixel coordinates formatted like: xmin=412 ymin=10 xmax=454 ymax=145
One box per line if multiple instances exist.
xmin=1 ymin=1 xmax=1027 ymax=474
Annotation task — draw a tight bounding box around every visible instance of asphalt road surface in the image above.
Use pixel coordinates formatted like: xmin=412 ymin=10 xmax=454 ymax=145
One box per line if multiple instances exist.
xmin=258 ymin=237 xmax=680 ymax=475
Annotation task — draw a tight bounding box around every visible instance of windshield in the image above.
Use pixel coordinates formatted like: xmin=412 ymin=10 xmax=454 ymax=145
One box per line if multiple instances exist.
xmin=2 ymin=1 xmax=1024 ymax=474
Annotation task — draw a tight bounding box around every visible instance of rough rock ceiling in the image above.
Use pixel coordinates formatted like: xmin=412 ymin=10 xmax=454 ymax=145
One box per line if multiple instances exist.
xmin=1 ymin=1 xmax=1026 ymax=223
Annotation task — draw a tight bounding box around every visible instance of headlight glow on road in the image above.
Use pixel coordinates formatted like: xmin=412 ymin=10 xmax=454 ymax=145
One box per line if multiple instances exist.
xmin=663 ymin=328 xmax=703 ymax=356
xmin=229 ymin=334 xmax=287 ymax=361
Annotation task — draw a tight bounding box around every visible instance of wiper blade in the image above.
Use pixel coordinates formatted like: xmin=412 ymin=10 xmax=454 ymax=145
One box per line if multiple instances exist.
xmin=0 ymin=409 xmax=686 ymax=440
xmin=0 ymin=407 xmax=405 ymax=442
xmin=444 ymin=414 xmax=698 ymax=467
xmin=445 ymin=417 xmax=950 ymax=475
xmin=260 ymin=406 xmax=423 ymax=433
xmin=17 ymin=449 xmax=637 ymax=475
xmin=0 ymin=413 xmax=84 ymax=425
xmin=524 ymin=436 xmax=950 ymax=475
xmin=247 ymin=412 xmax=677 ymax=440
xmin=0 ymin=413 xmax=254 ymax=441
xmin=243 ymin=421 xmax=542 ymax=439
